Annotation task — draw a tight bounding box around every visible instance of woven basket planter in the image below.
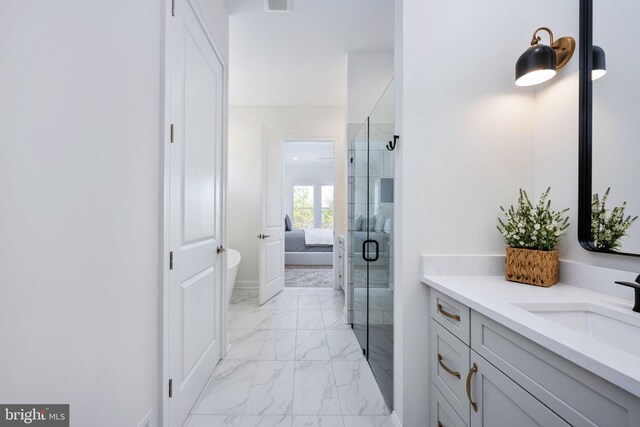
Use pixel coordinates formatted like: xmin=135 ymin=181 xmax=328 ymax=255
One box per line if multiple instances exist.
xmin=505 ymin=247 xmax=559 ymax=287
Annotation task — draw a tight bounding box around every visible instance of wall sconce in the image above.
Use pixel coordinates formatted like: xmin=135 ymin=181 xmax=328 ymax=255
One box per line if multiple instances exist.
xmin=515 ymin=27 xmax=575 ymax=86
xmin=592 ymin=45 xmax=606 ymax=80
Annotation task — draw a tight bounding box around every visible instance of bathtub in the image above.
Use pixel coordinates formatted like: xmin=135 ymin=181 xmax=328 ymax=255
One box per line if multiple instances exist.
xmin=226 ymin=248 xmax=241 ymax=304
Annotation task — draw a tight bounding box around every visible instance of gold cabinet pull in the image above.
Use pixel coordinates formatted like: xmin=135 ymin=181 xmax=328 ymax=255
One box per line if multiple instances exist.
xmin=437 ymin=303 xmax=461 ymax=321
xmin=466 ymin=363 xmax=479 ymax=412
xmin=438 ymin=354 xmax=461 ymax=379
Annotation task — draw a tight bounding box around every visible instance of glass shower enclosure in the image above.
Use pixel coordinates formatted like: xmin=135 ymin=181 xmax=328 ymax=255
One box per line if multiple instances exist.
xmin=348 ymin=80 xmax=395 ymax=409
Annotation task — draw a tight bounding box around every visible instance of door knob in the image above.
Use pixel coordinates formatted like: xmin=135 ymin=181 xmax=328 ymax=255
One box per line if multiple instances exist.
xmin=257 ymin=234 xmax=271 ymax=239
xmin=217 ymin=245 xmax=225 ymax=254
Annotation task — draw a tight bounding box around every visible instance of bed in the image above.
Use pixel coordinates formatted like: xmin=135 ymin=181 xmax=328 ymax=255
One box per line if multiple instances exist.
xmin=285 ymin=229 xmax=333 ymax=266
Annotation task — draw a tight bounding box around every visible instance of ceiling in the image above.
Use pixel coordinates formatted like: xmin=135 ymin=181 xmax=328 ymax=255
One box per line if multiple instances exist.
xmin=283 ymin=141 xmax=334 ymax=166
xmin=227 ymin=0 xmax=395 ymax=106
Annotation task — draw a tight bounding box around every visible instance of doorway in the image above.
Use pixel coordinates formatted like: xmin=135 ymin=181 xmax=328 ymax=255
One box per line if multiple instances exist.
xmin=282 ymin=141 xmax=337 ymax=290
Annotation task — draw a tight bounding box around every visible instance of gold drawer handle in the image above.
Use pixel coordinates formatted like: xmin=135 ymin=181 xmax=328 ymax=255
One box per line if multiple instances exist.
xmin=466 ymin=363 xmax=478 ymax=412
xmin=438 ymin=354 xmax=461 ymax=379
xmin=437 ymin=303 xmax=461 ymax=321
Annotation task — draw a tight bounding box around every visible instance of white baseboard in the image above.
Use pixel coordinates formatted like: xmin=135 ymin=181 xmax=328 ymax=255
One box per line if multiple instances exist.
xmin=390 ymin=411 xmax=402 ymax=427
xmin=235 ymin=280 xmax=258 ymax=290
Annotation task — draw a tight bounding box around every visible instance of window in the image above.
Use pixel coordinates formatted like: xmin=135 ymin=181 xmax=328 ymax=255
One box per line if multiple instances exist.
xmin=292 ymin=184 xmax=334 ymax=229
xmin=321 ymin=185 xmax=333 ymax=229
xmin=293 ymin=185 xmax=314 ymax=229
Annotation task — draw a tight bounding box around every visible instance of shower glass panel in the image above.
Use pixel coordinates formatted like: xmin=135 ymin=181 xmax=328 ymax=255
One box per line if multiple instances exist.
xmin=348 ymin=80 xmax=394 ymax=409
xmin=349 ymin=121 xmax=369 ymax=357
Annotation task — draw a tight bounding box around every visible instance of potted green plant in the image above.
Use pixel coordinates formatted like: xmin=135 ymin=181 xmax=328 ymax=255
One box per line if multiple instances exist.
xmin=592 ymin=188 xmax=638 ymax=251
xmin=497 ymin=188 xmax=570 ymax=287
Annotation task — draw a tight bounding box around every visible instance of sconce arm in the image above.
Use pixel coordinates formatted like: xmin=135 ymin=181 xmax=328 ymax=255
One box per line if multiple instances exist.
xmin=531 ymin=27 xmax=555 ymax=46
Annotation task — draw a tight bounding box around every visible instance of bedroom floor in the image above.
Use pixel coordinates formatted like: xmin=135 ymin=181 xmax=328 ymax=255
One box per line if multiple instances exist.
xmin=185 ymin=288 xmax=392 ymax=427
xmin=285 ymin=267 xmax=333 ymax=288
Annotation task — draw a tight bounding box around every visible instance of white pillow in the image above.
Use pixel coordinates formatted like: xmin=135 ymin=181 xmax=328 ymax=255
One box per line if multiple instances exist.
xmin=354 ymin=215 xmax=364 ymax=231
xmin=374 ymin=216 xmax=386 ymax=232
xmin=368 ymin=216 xmax=377 ymax=231
xmin=383 ymin=218 xmax=392 ymax=233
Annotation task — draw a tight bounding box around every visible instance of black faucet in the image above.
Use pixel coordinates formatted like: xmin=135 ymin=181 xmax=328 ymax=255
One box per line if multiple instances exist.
xmin=615 ymin=274 xmax=640 ymax=313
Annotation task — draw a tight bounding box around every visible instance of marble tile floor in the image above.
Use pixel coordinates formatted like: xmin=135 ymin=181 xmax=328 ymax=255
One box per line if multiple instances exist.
xmin=184 ymin=288 xmax=393 ymax=427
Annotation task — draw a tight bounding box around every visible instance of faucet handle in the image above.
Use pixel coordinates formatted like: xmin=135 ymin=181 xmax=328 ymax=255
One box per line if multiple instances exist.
xmin=614 ymin=274 xmax=640 ymax=289
xmin=615 ymin=274 xmax=640 ymax=313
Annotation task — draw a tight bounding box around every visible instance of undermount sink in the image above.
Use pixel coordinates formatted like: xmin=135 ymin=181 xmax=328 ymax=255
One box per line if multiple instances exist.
xmin=512 ymin=302 xmax=640 ymax=357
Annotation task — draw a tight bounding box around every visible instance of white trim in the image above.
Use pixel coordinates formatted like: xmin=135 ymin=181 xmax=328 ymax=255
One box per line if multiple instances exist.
xmin=390 ymin=411 xmax=402 ymax=427
xmin=235 ymin=280 xmax=259 ymax=289
xmin=160 ymin=1 xmax=229 ymax=425
xmin=159 ymin=2 xmax=171 ymax=425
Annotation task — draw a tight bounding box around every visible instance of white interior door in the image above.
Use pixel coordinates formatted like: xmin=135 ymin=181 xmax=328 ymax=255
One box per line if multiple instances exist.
xmin=258 ymin=127 xmax=285 ymax=305
xmin=168 ymin=1 xmax=224 ymax=425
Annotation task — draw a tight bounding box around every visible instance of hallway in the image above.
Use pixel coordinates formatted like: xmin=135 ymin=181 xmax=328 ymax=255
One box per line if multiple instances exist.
xmin=184 ymin=288 xmax=392 ymax=427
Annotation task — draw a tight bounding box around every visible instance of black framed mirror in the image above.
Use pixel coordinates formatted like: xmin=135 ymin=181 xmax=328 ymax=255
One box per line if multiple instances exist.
xmin=579 ymin=0 xmax=640 ymax=257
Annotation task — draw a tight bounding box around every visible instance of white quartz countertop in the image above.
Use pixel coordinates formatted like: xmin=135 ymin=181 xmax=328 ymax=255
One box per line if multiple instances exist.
xmin=421 ymin=275 xmax=640 ymax=398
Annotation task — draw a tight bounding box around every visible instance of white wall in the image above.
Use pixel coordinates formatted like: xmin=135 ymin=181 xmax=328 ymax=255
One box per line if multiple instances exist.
xmin=396 ymin=0 xmax=538 ymax=424
xmin=347 ymin=51 xmax=395 ymax=143
xmin=0 ymin=1 xmax=161 ymax=425
xmin=229 ymin=106 xmax=346 ymax=283
xmin=0 ymin=1 xmax=228 ymax=426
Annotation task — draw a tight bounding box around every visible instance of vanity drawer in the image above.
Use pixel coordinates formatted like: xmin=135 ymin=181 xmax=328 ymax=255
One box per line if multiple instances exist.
xmin=431 ymin=383 xmax=467 ymax=427
xmin=431 ymin=289 xmax=470 ymax=345
xmin=471 ymin=311 xmax=640 ymax=427
xmin=431 ymin=318 xmax=470 ymax=425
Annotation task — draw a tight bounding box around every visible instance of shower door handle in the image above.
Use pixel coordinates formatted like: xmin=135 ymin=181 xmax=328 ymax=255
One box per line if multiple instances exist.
xmin=362 ymin=239 xmax=379 ymax=262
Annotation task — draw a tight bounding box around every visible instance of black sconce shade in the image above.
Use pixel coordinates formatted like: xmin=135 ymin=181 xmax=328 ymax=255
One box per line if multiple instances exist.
xmin=515 ymin=44 xmax=557 ymax=86
xmin=592 ymin=45 xmax=606 ymax=80
xmin=515 ymin=27 xmax=575 ymax=87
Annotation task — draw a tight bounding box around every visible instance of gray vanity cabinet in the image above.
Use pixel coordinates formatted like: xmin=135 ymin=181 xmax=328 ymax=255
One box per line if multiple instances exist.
xmin=431 ymin=319 xmax=471 ymax=424
xmin=431 ymin=383 xmax=468 ymax=427
xmin=428 ymin=288 xmax=640 ymax=427
xmin=429 ymin=296 xmax=568 ymax=427
xmin=468 ymin=352 xmax=569 ymax=427
xmin=471 ymin=311 xmax=640 ymax=427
